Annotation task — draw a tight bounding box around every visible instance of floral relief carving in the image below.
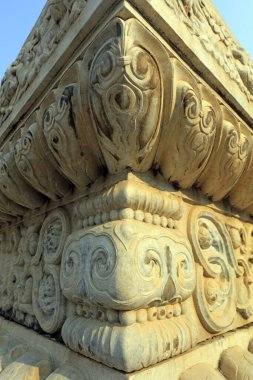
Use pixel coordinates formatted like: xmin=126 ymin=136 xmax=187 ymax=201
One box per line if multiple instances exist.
xmin=0 ymin=149 xmax=45 ymax=209
xmin=188 ymin=209 xmax=237 ymax=333
xmin=0 ymin=229 xmax=20 ymax=313
xmin=0 ymin=0 xmax=88 ymax=123
xmin=10 ymin=220 xmax=42 ymax=327
xmin=198 ymin=110 xmax=250 ymax=201
xmin=88 ymin=18 xmax=170 ymax=173
xmin=32 ymin=209 xmax=70 ymax=333
xmin=157 ymin=61 xmax=218 ymax=188
xmin=14 ymin=120 xmax=71 ymax=201
xmin=41 ymin=71 xmax=100 ymax=189
xmin=164 ymin=0 xmax=253 ymax=100
xmin=226 ymin=222 xmax=253 ymax=319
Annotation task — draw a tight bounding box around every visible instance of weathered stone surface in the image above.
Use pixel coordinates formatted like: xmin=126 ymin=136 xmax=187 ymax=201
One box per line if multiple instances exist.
xmin=0 ymin=0 xmax=253 ymax=378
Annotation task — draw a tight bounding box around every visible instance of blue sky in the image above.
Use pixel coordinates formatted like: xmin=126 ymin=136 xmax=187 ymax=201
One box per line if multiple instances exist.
xmin=0 ymin=1 xmax=252 ymax=81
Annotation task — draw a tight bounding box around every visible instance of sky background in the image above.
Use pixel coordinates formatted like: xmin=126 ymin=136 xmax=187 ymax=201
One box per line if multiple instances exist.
xmin=0 ymin=1 xmax=252 ymax=81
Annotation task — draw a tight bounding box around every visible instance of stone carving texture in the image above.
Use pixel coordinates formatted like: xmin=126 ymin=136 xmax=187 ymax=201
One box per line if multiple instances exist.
xmin=14 ymin=120 xmax=70 ymax=200
xmin=165 ymin=0 xmax=253 ymax=100
xmin=61 ymin=220 xmax=195 ymax=309
xmin=0 ymin=0 xmax=88 ymax=123
xmin=41 ymin=68 xmax=100 ymax=189
xmin=1 ymin=0 xmax=253 ymax=377
xmin=158 ymin=62 xmax=218 ymax=188
xmin=88 ymin=18 xmax=171 ymax=173
xmin=220 ymin=346 xmax=253 ymax=380
xmin=188 ymin=209 xmax=237 ymax=333
xmin=32 ymin=209 xmax=69 ymax=333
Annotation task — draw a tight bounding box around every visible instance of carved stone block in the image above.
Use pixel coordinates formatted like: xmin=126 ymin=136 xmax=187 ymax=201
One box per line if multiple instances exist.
xmin=0 ymin=0 xmax=253 ymax=378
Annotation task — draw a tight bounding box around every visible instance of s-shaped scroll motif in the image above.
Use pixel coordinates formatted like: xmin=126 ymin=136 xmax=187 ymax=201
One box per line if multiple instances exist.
xmin=188 ymin=209 xmax=237 ymax=333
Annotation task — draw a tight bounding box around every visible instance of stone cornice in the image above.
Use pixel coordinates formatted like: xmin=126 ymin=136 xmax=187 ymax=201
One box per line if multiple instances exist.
xmin=0 ymin=9 xmax=252 ymax=221
xmin=130 ymin=0 xmax=253 ymax=125
xmin=1 ymin=0 xmax=253 ymax=129
xmin=0 ymin=0 xmax=87 ymax=122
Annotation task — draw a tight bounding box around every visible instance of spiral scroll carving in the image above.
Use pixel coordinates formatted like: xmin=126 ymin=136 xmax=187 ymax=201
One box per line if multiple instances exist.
xmin=61 ymin=220 xmax=195 ymax=310
xmin=188 ymin=209 xmax=237 ymax=333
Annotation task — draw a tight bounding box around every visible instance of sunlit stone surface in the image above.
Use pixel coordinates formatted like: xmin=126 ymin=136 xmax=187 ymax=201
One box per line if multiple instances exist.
xmin=0 ymin=0 xmax=253 ymax=378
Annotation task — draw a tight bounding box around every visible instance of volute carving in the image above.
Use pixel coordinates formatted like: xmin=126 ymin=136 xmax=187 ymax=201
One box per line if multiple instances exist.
xmin=229 ymin=152 xmax=253 ymax=213
xmin=60 ymin=220 xmax=195 ymax=310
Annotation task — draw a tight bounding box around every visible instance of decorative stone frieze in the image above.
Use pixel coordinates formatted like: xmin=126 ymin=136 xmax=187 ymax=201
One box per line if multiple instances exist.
xmin=0 ymin=0 xmax=253 ymax=378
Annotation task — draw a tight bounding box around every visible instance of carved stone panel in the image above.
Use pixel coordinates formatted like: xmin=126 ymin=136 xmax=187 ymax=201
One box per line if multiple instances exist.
xmin=61 ymin=220 xmax=195 ymax=310
xmin=40 ymin=63 xmax=101 ymax=189
xmin=32 ymin=209 xmax=70 ymax=333
xmin=188 ymin=209 xmax=237 ymax=332
xmin=158 ymin=61 xmax=219 ymax=188
xmin=88 ymin=18 xmax=172 ymax=173
xmin=14 ymin=119 xmax=71 ymax=201
xmin=0 ymin=150 xmax=45 ymax=209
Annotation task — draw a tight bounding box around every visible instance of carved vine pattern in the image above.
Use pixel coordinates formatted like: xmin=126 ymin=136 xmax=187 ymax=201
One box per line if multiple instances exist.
xmin=164 ymin=0 xmax=253 ymax=100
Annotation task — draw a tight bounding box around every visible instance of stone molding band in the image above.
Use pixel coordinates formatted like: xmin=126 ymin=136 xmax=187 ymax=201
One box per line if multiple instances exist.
xmin=0 ymin=17 xmax=252 ymax=224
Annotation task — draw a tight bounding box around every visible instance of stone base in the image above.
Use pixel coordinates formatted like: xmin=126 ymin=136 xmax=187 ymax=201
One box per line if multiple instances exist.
xmin=0 ymin=316 xmax=252 ymax=379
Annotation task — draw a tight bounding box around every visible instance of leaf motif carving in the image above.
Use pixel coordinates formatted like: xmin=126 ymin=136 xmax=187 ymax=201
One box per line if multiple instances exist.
xmin=157 ymin=61 xmax=218 ymax=189
xmin=89 ymin=19 xmax=165 ymax=173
